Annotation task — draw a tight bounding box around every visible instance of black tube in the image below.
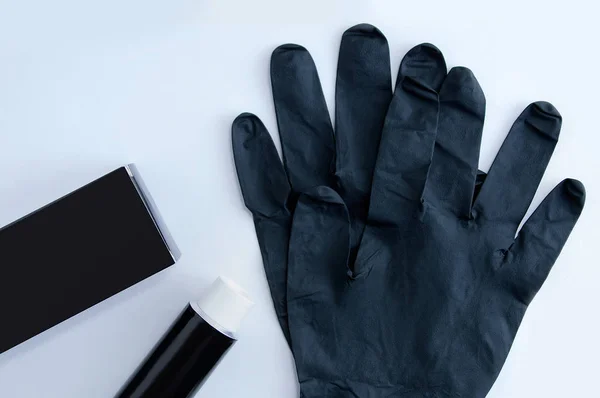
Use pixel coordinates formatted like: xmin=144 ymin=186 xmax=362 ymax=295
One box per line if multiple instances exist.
xmin=115 ymin=303 xmax=235 ymax=398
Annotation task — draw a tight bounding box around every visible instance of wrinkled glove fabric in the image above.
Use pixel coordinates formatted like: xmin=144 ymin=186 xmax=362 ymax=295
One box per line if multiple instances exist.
xmin=233 ymin=24 xmax=585 ymax=398
xmin=233 ymin=24 xmax=393 ymax=344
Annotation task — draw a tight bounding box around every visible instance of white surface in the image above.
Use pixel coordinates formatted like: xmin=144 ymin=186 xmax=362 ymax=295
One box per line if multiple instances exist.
xmin=0 ymin=0 xmax=598 ymax=396
xmin=195 ymin=276 xmax=254 ymax=337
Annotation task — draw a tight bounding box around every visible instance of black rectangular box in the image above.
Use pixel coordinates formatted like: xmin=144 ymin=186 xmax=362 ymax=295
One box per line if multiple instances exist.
xmin=0 ymin=165 xmax=180 ymax=355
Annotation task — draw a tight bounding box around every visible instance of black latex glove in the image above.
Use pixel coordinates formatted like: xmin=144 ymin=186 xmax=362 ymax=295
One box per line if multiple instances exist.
xmin=232 ymin=24 xmax=395 ymax=344
xmin=285 ymin=49 xmax=586 ymax=395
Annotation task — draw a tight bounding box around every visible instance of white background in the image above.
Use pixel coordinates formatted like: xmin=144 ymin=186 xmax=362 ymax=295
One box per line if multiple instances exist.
xmin=0 ymin=0 xmax=598 ymax=397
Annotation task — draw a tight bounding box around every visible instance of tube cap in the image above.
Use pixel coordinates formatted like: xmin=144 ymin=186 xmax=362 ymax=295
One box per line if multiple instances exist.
xmin=195 ymin=276 xmax=254 ymax=337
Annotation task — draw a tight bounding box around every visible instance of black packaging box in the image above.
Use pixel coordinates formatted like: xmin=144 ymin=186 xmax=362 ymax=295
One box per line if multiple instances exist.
xmin=0 ymin=164 xmax=180 ymax=355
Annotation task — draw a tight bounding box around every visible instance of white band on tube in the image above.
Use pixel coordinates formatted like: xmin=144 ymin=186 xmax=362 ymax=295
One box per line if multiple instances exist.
xmin=194 ymin=276 xmax=254 ymax=337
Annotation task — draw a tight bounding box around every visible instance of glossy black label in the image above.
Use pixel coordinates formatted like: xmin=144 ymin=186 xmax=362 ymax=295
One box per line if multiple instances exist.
xmin=117 ymin=305 xmax=235 ymax=398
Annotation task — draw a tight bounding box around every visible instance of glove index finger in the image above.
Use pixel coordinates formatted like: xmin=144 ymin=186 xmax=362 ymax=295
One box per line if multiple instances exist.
xmin=424 ymin=66 xmax=486 ymax=218
xmin=335 ymin=24 xmax=392 ymax=208
xmin=271 ymin=44 xmax=335 ymax=193
xmin=368 ymin=44 xmax=444 ymax=225
xmin=232 ymin=113 xmax=291 ymax=218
